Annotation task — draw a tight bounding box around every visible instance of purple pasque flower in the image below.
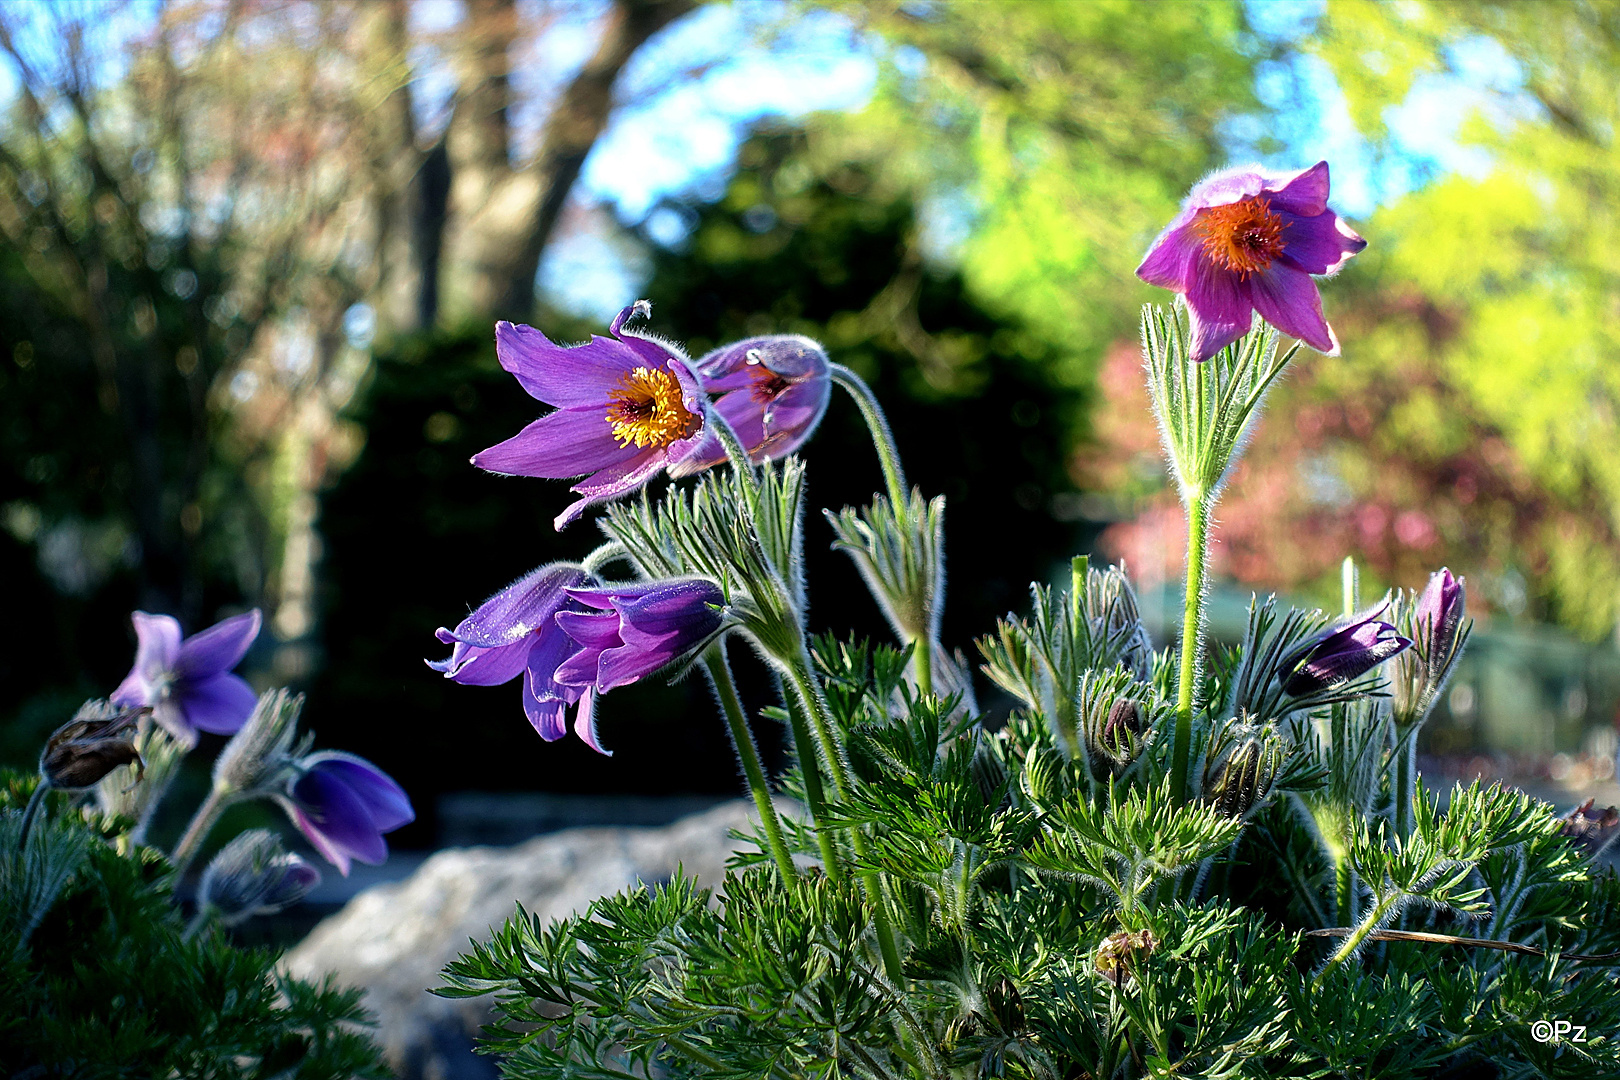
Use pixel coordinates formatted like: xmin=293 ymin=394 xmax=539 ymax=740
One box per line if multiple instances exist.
xmin=1415 ymin=567 xmax=1466 ymax=659
xmin=276 ymin=752 xmax=414 ymax=876
xmin=1280 ymin=605 xmax=1411 ymax=697
xmin=110 ymin=609 xmax=262 ymax=747
xmin=427 ymin=562 xmax=606 ymax=754
xmin=471 ymin=302 xmax=709 ymax=530
xmin=554 ymin=578 xmax=727 ymax=695
xmin=1137 ymin=161 xmax=1367 ymax=363
xmin=671 ymin=335 xmax=832 ymax=476
xmin=1393 ymin=567 xmax=1471 ymax=725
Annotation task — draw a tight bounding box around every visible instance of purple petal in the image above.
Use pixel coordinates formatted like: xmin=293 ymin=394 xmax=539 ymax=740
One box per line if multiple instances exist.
xmin=573 ymin=691 xmax=610 ymax=756
xmin=283 ymin=800 xmax=352 ymax=876
xmin=613 ymin=579 xmax=725 ymax=641
xmin=522 ymin=676 xmax=570 ymax=741
xmin=555 ymin=450 xmax=666 ymax=530
xmin=445 ymin=564 xmax=589 ymax=649
xmin=1277 ymin=208 xmax=1367 ymax=277
xmin=471 ymin=407 xmax=641 ymax=479
xmin=179 ymin=672 xmax=259 ymax=735
xmin=175 ymin=609 xmax=262 ymax=680
xmin=553 ymin=611 xmax=622 ymax=686
xmin=1250 ymin=264 xmax=1337 ymax=355
xmin=427 ymin=637 xmax=531 ymax=686
xmin=150 ymin=699 xmax=197 ymax=748
xmin=524 ymin=619 xmax=585 ymax=701
xmin=594 ymin=639 xmax=679 ymax=691
xmin=302 ymin=752 xmax=414 ymax=832
xmin=1185 ymin=167 xmax=1266 ymax=211
xmin=1264 ymin=161 xmax=1331 ymax=216
xmin=1185 ymin=260 xmax=1254 ymax=363
xmin=128 ymin=611 xmax=182 ymax=684
xmin=613 ymin=325 xmax=688 ymax=373
xmin=290 ymin=767 xmax=389 ymax=868
xmin=495 ymin=321 xmax=640 ymax=407
xmin=1136 ymin=221 xmax=1202 ymax=290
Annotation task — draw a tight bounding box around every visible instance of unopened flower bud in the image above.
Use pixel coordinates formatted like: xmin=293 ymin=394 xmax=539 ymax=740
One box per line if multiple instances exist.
xmin=1392 ymin=569 xmax=1472 ymax=729
xmin=1083 ymin=562 xmax=1154 ymax=680
xmin=213 ymin=689 xmax=306 ymax=796
xmin=1280 ymin=606 xmax=1409 ymax=697
xmin=1100 ymin=698 xmax=1143 ymax=757
xmin=198 ymin=829 xmax=320 ymax=926
xmin=40 ymin=702 xmax=146 ymax=790
xmin=1204 ymin=735 xmax=1277 ymax=819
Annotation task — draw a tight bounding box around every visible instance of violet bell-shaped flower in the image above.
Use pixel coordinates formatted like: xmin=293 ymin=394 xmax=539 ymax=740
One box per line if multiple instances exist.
xmin=472 ymin=302 xmax=708 ymax=529
xmin=428 ymin=562 xmax=605 ymax=753
xmin=1137 ymin=161 xmax=1367 ymax=363
xmin=672 ymin=335 xmax=832 ymax=475
xmin=111 ymin=609 xmax=263 ymax=747
xmin=276 ymin=751 xmax=414 ymax=876
xmin=1279 ymin=605 xmax=1411 ymax=697
xmin=554 ymin=578 xmax=727 ymax=695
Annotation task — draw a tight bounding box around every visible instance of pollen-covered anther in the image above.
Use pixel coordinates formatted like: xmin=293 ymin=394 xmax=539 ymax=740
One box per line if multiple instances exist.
xmin=1194 ymin=196 xmax=1286 ymax=277
xmin=605 ymin=366 xmax=700 ymax=449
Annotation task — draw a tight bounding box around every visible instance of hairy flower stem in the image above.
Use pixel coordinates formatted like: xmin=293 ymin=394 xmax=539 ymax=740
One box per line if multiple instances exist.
xmin=17 ymin=782 xmax=47 ymax=855
xmin=171 ymin=784 xmax=233 ymax=878
xmin=781 ymin=693 xmax=844 ymax=880
xmin=582 ymin=541 xmax=627 ymax=576
xmin=1315 ymin=894 xmax=1396 ymax=985
xmin=702 ymin=646 xmax=796 ymax=881
xmin=1394 ymin=733 xmax=1417 ymax=841
xmin=1172 ymin=487 xmax=1211 ymax=803
xmin=1335 ymin=855 xmax=1355 ymax=927
xmin=912 ymin=639 xmax=933 ymax=700
xmin=830 ymin=363 xmax=906 ymax=505
xmin=782 ymin=642 xmax=905 ymax=983
xmin=705 ymin=400 xmax=761 ymax=501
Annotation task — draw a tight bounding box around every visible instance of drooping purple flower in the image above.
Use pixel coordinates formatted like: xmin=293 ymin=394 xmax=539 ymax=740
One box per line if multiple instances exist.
xmin=1137 ymin=161 xmax=1367 ymax=363
xmin=276 ymin=751 xmax=414 ymax=876
xmin=553 ymin=578 xmax=726 ymax=694
xmin=672 ymin=335 xmax=832 ymax=476
xmin=110 ymin=609 xmax=262 ymax=747
xmin=198 ymin=829 xmax=322 ymax=925
xmin=427 ymin=562 xmax=606 ymax=753
xmin=1280 ymin=605 xmax=1411 ymax=697
xmin=471 ymin=302 xmax=709 ymax=530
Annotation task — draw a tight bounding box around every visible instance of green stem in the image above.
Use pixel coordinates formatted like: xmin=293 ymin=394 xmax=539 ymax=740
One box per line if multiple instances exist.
xmin=912 ymin=638 xmax=933 ymax=699
xmin=782 ymin=642 xmax=905 ymax=983
xmin=1172 ymin=487 xmax=1210 ymax=804
xmin=582 ymin=541 xmax=627 ymax=576
xmin=171 ymin=784 xmax=232 ymax=878
xmin=704 ymin=399 xmax=761 ymax=500
xmin=830 ymin=363 xmax=907 ymax=505
xmin=781 ymin=690 xmax=844 ymax=881
xmin=17 ymin=781 xmax=47 ymax=854
xmin=1336 ymin=848 xmax=1355 ymax=927
xmin=1394 ymin=732 xmax=1416 ymax=843
xmin=182 ymin=905 xmax=213 ymax=942
xmin=1315 ymin=895 xmax=1395 ymax=985
xmin=702 ymin=645 xmax=796 ymax=881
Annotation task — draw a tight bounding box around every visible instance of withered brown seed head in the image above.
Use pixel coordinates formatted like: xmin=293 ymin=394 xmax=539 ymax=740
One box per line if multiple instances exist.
xmin=40 ymin=706 xmax=148 ymax=790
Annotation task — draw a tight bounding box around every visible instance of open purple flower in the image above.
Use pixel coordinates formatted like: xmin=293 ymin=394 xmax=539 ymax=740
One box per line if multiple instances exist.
xmin=277 ymin=751 xmax=414 ymax=876
xmin=1137 ymin=161 xmax=1367 ymax=363
xmin=110 ymin=609 xmax=262 ymax=747
xmin=554 ymin=579 xmax=726 ymax=694
xmin=472 ymin=302 xmax=708 ymax=529
xmin=1280 ymin=606 xmax=1411 ymax=697
xmin=672 ymin=335 xmax=832 ymax=476
xmin=428 ymin=562 xmax=605 ymax=753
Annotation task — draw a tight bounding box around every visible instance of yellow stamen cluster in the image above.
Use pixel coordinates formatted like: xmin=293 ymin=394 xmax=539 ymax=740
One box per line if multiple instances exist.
xmin=1195 ymin=196 xmax=1286 ymax=277
xmin=605 ymin=366 xmax=700 ymax=449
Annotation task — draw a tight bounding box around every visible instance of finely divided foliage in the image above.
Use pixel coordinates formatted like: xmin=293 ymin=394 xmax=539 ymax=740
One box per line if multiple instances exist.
xmin=433 ymin=170 xmax=1620 ymax=1077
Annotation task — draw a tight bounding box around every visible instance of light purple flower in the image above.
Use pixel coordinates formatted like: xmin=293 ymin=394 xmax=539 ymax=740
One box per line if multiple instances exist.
xmin=277 ymin=752 xmax=414 ymax=876
xmin=672 ymin=335 xmax=832 ymax=476
xmin=471 ymin=302 xmax=708 ymax=530
xmin=1137 ymin=161 xmax=1367 ymax=363
xmin=1280 ymin=605 xmax=1411 ymax=696
xmin=427 ymin=562 xmax=606 ymax=754
xmin=110 ymin=609 xmax=262 ymax=747
xmin=554 ymin=579 xmax=726 ymax=694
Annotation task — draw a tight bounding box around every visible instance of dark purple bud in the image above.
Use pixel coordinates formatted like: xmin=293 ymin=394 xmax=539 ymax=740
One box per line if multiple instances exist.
xmin=199 ymin=829 xmax=321 ymax=925
xmin=1416 ymin=568 xmax=1468 ymax=676
xmin=277 ymin=752 xmax=414 ymax=876
xmin=1280 ymin=607 xmax=1411 ymax=696
xmin=40 ymin=702 xmax=146 ymax=790
xmin=553 ymin=578 xmax=727 ymax=693
xmin=1100 ymin=698 xmax=1143 ymax=756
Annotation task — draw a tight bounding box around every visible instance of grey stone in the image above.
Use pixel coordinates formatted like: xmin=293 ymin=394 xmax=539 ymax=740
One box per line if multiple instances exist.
xmin=282 ymin=799 xmax=779 ymax=1080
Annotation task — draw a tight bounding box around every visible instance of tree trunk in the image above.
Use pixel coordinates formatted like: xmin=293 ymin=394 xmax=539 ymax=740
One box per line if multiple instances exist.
xmin=438 ymin=0 xmax=695 ymax=326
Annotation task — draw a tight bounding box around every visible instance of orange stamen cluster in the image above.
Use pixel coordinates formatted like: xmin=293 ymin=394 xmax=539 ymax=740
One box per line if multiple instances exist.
xmin=605 ymin=366 xmax=700 ymax=449
xmin=1194 ymin=196 xmax=1286 ymax=277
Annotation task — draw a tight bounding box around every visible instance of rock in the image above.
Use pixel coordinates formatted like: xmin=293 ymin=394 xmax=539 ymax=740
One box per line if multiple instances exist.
xmin=282 ymin=799 xmax=780 ymax=1080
